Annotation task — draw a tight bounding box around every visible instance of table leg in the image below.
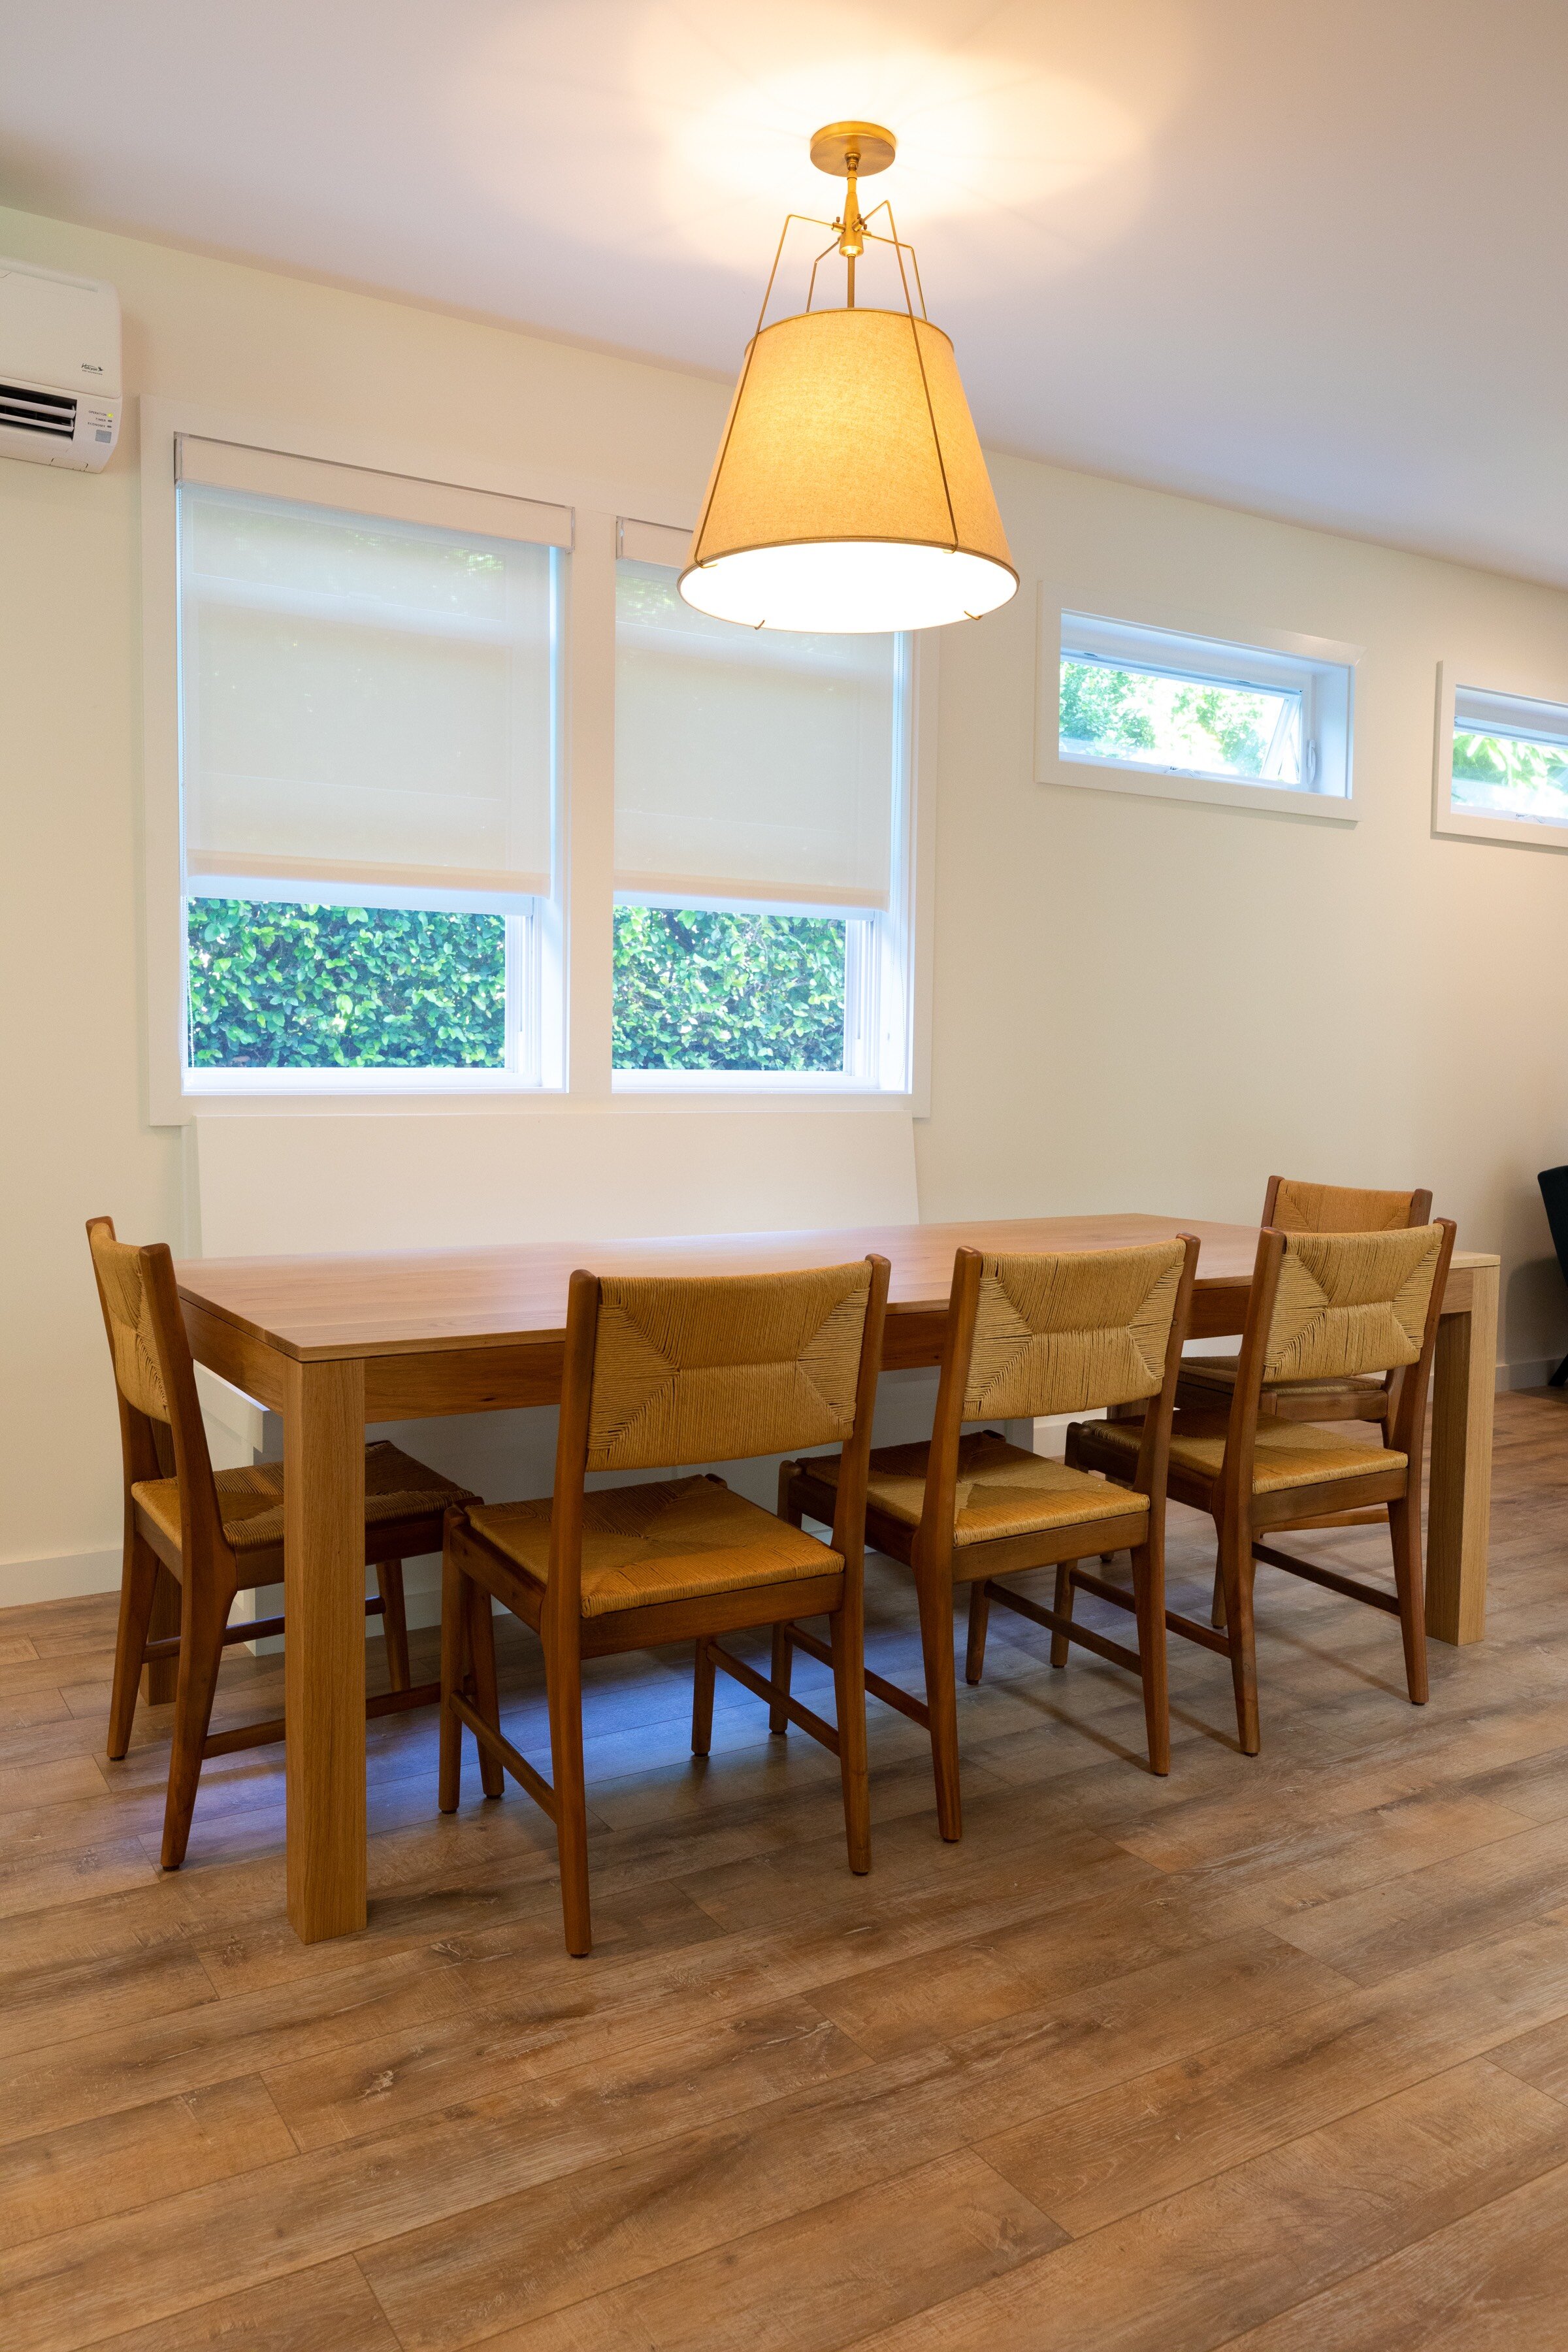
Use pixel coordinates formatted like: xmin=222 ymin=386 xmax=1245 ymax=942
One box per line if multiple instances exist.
xmin=284 ymin=1355 xmax=367 ymax=1941
xmin=1426 ymin=1262 xmax=1498 ymax=1647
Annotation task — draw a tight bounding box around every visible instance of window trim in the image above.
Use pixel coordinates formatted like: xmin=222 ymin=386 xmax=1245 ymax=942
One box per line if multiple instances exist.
xmin=1431 ymin=659 xmax=1568 ymax=853
xmin=140 ymin=400 xmax=933 ymax=1122
xmin=1036 ymin=593 xmax=1360 ymax=824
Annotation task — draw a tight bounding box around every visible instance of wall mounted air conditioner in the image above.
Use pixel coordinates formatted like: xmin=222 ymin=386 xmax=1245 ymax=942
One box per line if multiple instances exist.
xmin=0 ymin=255 xmax=121 ymax=471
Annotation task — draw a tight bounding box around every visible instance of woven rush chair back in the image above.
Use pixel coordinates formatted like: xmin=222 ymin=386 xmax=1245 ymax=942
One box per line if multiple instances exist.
xmin=1267 ymin=1177 xmax=1433 ymax=1234
xmin=960 ymin=1240 xmax=1191 ymax=1424
xmin=88 ymin=1220 xmax=176 ymax=1428
xmin=1260 ymin=1225 xmax=1448 ymax=1389
xmin=87 ymin=1217 xmax=218 ymax=1533
xmin=582 ymin=1262 xmax=878 ymax=1473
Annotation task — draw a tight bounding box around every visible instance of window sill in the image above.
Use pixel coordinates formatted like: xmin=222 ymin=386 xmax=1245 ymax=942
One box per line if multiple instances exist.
xmin=1433 ymin=806 xmax=1568 ymax=853
xmin=613 ymin=1069 xmax=898 ymax=1098
xmin=1043 ymin=755 xmax=1358 ymax=825
xmin=183 ymin=1068 xmax=539 ymax=1098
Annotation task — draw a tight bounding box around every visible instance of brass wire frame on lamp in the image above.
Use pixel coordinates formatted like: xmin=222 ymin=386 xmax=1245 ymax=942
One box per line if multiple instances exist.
xmin=679 ymin=123 xmax=1017 ymax=635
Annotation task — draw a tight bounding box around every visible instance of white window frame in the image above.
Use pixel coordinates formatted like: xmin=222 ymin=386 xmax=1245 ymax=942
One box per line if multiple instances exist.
xmin=1432 ymin=661 xmax=1568 ymax=853
xmin=1036 ymin=594 xmax=1360 ymax=824
xmin=140 ymin=402 xmax=934 ymax=1123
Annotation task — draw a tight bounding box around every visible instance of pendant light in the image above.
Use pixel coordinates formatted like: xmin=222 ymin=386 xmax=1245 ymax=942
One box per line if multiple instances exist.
xmin=679 ymin=122 xmax=1018 ymax=635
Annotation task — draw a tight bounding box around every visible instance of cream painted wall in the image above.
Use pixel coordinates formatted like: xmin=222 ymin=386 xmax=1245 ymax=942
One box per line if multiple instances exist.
xmin=3 ymin=202 xmax=1565 ymax=1603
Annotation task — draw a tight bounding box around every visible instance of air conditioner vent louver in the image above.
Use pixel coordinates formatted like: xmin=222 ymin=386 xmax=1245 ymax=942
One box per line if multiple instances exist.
xmin=0 ymin=380 xmax=77 ymax=437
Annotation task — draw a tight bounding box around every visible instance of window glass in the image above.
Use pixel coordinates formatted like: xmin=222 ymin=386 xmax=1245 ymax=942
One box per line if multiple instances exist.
xmin=612 ymin=906 xmax=847 ymax=1075
xmin=188 ymin=899 xmax=506 ymax=1070
xmin=1060 ymin=655 xmax=1302 ymax=784
xmin=1452 ymin=699 xmax=1568 ymax=828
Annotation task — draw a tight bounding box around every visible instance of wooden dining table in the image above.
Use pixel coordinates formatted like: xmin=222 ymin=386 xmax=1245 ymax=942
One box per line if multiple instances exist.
xmin=174 ymin=1212 xmax=1501 ymax=1944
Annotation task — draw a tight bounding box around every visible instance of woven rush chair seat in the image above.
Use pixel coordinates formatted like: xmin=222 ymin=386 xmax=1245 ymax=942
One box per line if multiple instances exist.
xmin=1077 ymin=1414 xmax=1406 ymax=1496
xmin=131 ymin=1439 xmax=472 ymax=1557
xmin=465 ymin=1475 xmax=840 ymax=1616
xmin=802 ymin=1429 xmax=1150 ymax=1545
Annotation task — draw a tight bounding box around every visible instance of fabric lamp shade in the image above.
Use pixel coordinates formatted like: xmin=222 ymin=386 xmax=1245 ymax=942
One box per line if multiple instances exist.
xmin=680 ymin=307 xmax=1017 ymax=635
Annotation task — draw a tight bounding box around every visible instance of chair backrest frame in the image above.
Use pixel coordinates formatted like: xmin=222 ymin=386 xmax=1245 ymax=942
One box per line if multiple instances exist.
xmin=1220 ymin=1219 xmax=1457 ymax=1526
xmin=543 ymin=1256 xmax=891 ymax=1635
xmin=1262 ymin=1175 xmax=1434 ymax=1234
xmin=86 ymin=1216 xmax=232 ymax=1584
xmin=919 ymin=1235 xmax=1200 ymax=1561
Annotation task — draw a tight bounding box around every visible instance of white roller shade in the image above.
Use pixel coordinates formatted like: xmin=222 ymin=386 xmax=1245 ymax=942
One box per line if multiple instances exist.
xmin=613 ymin=557 xmax=896 ymax=911
xmin=177 ymin=435 xmax=572 ymax=549
xmin=178 ymin=461 xmax=558 ymax=900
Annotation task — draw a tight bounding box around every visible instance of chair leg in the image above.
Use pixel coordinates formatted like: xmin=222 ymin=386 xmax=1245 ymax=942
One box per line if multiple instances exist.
xmin=438 ymin=1546 xmax=466 ymax=1814
xmin=465 ymin=1578 xmax=505 ymax=1800
xmin=107 ymin=1532 xmax=161 ymax=1761
xmin=141 ymin=1564 xmax=182 ymax=1706
xmin=1217 ymin=1523 xmax=1261 ymax=1757
xmin=692 ymin=1638 xmax=717 ymax=1756
xmin=829 ymin=1600 xmax=871 ymax=1876
xmin=1388 ymin=1494 xmax=1429 ymax=1705
xmin=159 ymin=1580 xmax=233 ymax=1870
xmin=1211 ymin=1563 xmax=1228 ymax=1630
xmin=376 ymin=1558 xmax=411 ymax=1693
xmin=964 ymin=1580 xmax=990 ymax=1685
xmin=768 ymin=1622 xmax=794 ymax=1733
xmin=1049 ymin=1563 xmax=1076 ymax=1667
xmin=544 ymin=1634 xmax=592 ymax=1957
xmin=1130 ymin=1538 xmax=1170 ymax=1776
xmin=913 ymin=1559 xmax=962 ymax=1842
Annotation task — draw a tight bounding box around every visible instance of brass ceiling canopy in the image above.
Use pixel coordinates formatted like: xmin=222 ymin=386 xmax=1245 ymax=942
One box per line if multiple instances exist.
xmin=679 ymin=120 xmax=1017 ymax=635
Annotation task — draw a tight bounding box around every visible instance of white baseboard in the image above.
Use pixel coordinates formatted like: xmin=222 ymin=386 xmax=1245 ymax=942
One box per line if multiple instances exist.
xmin=1501 ymin=1355 xmax=1562 ymax=1392
xmin=0 ymin=1546 xmax=123 ymax=1609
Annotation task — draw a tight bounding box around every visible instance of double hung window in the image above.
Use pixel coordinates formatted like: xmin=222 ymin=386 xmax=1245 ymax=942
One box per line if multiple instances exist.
xmin=612 ymin=528 xmax=913 ymax=1090
xmin=176 ymin=440 xmax=564 ymax=1091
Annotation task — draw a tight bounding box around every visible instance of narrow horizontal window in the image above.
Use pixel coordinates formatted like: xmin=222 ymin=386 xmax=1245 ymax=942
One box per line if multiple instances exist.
xmin=1048 ymin=612 xmax=1356 ymax=817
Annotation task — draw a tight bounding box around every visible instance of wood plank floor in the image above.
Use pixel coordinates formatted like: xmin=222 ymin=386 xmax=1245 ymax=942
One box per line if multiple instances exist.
xmin=3 ymin=1389 xmax=1567 ymax=2352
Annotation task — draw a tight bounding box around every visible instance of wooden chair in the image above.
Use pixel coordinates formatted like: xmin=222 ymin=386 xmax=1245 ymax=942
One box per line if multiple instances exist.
xmin=439 ymin=1254 xmax=890 ymax=1957
xmin=88 ymin=1217 xmax=478 ymax=1868
xmin=1538 ymin=1166 xmax=1568 ymax=1387
xmin=1176 ymin=1176 xmax=1433 ymax=1426
xmin=1069 ymin=1219 xmax=1456 ymax=1756
xmin=777 ymin=1236 xmax=1199 ymax=1839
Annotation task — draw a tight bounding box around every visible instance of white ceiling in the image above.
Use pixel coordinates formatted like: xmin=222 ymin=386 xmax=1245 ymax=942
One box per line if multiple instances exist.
xmin=4 ymin=1 xmax=1566 ymax=585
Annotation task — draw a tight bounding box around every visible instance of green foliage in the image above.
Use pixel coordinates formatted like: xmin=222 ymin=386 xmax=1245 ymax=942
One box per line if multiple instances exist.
xmin=1452 ymin=728 xmax=1568 ymax=822
xmin=612 ymin=906 xmax=846 ymax=1072
xmin=187 ymin=899 xmax=506 ymax=1068
xmin=1060 ymin=657 xmax=1287 ymax=779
